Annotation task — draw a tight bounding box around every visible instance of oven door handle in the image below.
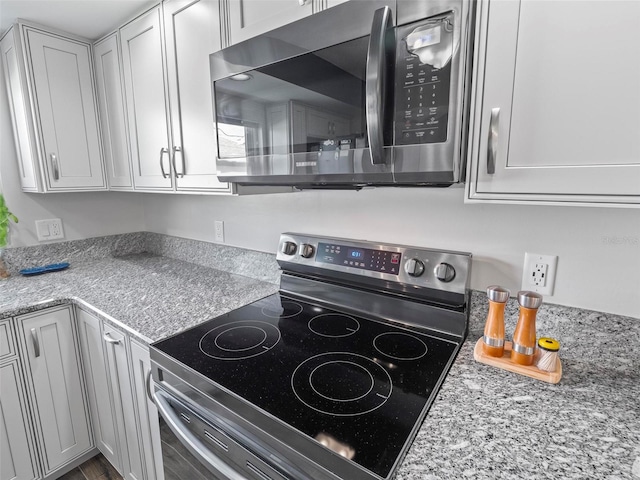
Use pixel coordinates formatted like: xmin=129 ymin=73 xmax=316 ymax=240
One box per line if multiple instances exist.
xmin=365 ymin=6 xmax=392 ymax=166
xmin=153 ymin=389 xmax=246 ymax=480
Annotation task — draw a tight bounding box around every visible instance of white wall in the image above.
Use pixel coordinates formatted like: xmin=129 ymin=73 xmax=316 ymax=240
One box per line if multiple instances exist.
xmin=1 ymin=43 xmax=637 ymax=318
xmin=142 ymin=190 xmax=640 ymax=318
xmin=0 ymin=60 xmax=145 ymax=247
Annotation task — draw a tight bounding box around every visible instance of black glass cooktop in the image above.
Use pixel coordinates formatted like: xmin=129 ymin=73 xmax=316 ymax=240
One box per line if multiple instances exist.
xmin=153 ymin=293 xmax=459 ymax=478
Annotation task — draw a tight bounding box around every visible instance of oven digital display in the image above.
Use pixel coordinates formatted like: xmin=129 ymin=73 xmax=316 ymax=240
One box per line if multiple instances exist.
xmin=318 ymin=243 xmax=402 ymax=275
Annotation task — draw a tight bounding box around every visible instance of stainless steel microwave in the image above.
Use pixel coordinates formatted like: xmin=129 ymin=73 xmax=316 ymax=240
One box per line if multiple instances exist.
xmin=210 ymin=0 xmax=474 ymax=188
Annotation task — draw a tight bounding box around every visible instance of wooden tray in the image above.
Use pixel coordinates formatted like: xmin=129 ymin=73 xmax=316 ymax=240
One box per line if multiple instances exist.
xmin=473 ymin=338 xmax=562 ymax=384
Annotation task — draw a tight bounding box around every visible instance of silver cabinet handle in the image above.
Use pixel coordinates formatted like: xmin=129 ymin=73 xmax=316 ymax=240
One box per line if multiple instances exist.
xmin=159 ymin=147 xmax=170 ymax=178
xmin=365 ymin=6 xmax=392 ymax=165
xmin=103 ymin=332 xmax=120 ymax=345
xmin=30 ymin=328 xmax=40 ymax=358
xmin=172 ymin=146 xmax=185 ymax=178
xmin=145 ymin=369 xmax=155 ymax=404
xmin=487 ymin=108 xmax=500 ymax=175
xmin=298 ymin=0 xmax=307 ymax=5
xmin=50 ymin=153 xmax=60 ymax=180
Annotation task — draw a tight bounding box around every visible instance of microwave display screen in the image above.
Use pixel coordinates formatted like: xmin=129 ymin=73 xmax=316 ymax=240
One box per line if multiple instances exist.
xmin=318 ymin=243 xmax=402 ymax=275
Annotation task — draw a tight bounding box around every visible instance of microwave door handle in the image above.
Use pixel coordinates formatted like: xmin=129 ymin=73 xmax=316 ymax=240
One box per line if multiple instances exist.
xmin=366 ymin=6 xmax=392 ymax=165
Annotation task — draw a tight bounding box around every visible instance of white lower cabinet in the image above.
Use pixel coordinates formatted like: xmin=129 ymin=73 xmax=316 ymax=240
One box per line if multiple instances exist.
xmin=103 ymin=323 xmax=145 ymax=480
xmin=16 ymin=306 xmax=93 ymax=476
xmin=77 ymin=308 xmax=163 ymax=480
xmin=0 ymin=361 xmax=40 ymax=480
xmin=130 ymin=340 xmax=164 ymax=480
xmin=77 ymin=309 xmax=122 ymax=472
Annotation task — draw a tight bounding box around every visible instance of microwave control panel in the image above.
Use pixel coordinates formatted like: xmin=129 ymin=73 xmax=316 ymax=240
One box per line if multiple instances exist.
xmin=395 ymin=13 xmax=454 ymax=145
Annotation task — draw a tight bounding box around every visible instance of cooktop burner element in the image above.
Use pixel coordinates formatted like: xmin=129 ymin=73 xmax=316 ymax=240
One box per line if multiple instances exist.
xmin=374 ymin=332 xmax=428 ymax=361
xmin=199 ymin=320 xmax=281 ymax=360
xmin=308 ymin=313 xmax=360 ymax=338
xmin=151 ymin=233 xmax=471 ymax=480
xmin=292 ymin=352 xmax=392 ymax=416
xmin=261 ymin=300 xmax=303 ymax=318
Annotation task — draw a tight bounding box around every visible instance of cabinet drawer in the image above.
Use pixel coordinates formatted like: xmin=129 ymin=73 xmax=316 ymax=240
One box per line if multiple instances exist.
xmin=0 ymin=318 xmax=17 ymax=361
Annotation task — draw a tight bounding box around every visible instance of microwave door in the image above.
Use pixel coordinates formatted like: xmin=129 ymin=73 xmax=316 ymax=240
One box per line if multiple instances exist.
xmin=211 ymin=1 xmax=397 ymax=187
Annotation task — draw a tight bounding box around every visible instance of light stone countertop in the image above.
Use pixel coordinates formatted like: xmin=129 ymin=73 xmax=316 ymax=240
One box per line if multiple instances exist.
xmin=1 ymin=237 xmax=638 ymax=479
xmin=0 ymin=253 xmax=278 ymax=343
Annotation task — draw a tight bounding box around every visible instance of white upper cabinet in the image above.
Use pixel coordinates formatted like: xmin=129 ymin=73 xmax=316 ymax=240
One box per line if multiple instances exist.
xmin=164 ymin=0 xmax=231 ymax=192
xmin=0 ymin=30 xmax=39 ymax=192
xmin=0 ymin=24 xmax=106 ymax=192
xmin=94 ymin=33 xmax=133 ymax=190
xmin=120 ymin=2 xmax=231 ymax=193
xmin=225 ymin=0 xmax=314 ymax=46
xmin=466 ymin=0 xmax=640 ymax=206
xmin=120 ymin=7 xmax=173 ymax=191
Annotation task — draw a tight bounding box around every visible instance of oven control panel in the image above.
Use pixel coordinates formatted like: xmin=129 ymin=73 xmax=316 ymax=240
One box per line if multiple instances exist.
xmin=317 ymin=242 xmax=402 ymax=275
xmin=277 ymin=233 xmax=471 ymax=295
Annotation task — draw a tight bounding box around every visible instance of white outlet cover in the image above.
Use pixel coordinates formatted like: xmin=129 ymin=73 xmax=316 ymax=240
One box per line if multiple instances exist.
xmin=522 ymin=253 xmax=558 ymax=296
xmin=214 ymin=220 xmax=224 ymax=243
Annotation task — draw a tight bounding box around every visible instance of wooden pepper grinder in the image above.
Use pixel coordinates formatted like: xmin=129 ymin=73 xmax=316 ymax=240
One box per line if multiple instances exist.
xmin=511 ymin=291 xmax=543 ymax=366
xmin=482 ymin=286 xmax=510 ymax=357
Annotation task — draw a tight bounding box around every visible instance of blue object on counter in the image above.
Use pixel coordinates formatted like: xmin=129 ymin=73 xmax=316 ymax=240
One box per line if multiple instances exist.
xmin=19 ymin=262 xmax=70 ymax=276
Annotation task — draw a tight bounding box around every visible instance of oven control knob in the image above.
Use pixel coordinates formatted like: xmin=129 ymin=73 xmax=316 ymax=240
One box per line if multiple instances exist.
xmin=299 ymin=243 xmax=315 ymax=259
xmin=281 ymin=241 xmax=297 ymax=256
xmin=404 ymin=258 xmax=425 ymax=277
xmin=435 ymin=262 xmax=456 ymax=282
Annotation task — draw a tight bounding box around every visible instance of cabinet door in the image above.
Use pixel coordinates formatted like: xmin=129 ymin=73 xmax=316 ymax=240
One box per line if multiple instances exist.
xmin=227 ymin=0 xmax=313 ymax=45
xmin=0 ymin=29 xmax=40 ymax=192
xmin=23 ymin=27 xmax=106 ymax=190
xmin=467 ymin=0 xmax=640 ymax=205
xmin=130 ymin=340 xmax=164 ymax=480
xmin=0 ymin=361 xmax=39 ymax=480
xmin=18 ymin=307 xmax=92 ymax=474
xmin=120 ymin=7 xmax=173 ymax=190
xmin=76 ymin=309 xmax=122 ymax=473
xmin=164 ymin=0 xmax=231 ymax=192
xmin=0 ymin=319 xmax=17 ymax=362
xmin=103 ymin=324 xmax=145 ymax=480
xmin=94 ymin=33 xmax=133 ymax=190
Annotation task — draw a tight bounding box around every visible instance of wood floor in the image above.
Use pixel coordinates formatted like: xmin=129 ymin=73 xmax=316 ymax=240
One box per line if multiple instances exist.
xmin=58 ymin=454 xmax=122 ymax=480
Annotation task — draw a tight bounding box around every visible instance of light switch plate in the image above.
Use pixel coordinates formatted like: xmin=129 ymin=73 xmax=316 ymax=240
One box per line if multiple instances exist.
xmin=35 ymin=219 xmax=64 ymax=241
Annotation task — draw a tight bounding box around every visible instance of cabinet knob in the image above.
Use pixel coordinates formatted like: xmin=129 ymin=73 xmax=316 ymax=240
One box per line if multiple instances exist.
xmin=404 ymin=258 xmax=425 ymax=277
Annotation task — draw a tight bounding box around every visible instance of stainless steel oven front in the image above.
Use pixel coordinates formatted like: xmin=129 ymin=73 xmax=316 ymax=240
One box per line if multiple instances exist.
xmin=210 ymin=0 xmax=475 ymax=188
xmin=150 ymin=233 xmax=471 ymax=480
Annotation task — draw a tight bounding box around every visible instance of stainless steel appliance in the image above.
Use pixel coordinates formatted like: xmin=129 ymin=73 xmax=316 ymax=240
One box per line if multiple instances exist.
xmin=150 ymin=233 xmax=471 ymax=480
xmin=210 ymin=0 xmax=475 ymax=188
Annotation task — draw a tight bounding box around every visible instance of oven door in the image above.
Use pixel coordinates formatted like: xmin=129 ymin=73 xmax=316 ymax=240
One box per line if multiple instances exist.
xmin=154 ymin=386 xmax=295 ymax=480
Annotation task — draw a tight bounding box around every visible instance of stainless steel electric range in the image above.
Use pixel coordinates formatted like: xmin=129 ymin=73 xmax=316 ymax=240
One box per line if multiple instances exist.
xmin=150 ymin=233 xmax=471 ymax=480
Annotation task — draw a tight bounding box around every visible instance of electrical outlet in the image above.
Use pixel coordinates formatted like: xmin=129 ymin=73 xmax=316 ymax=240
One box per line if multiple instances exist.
xmin=522 ymin=253 xmax=558 ymax=296
xmin=214 ymin=220 xmax=224 ymax=243
xmin=35 ymin=219 xmax=64 ymax=241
